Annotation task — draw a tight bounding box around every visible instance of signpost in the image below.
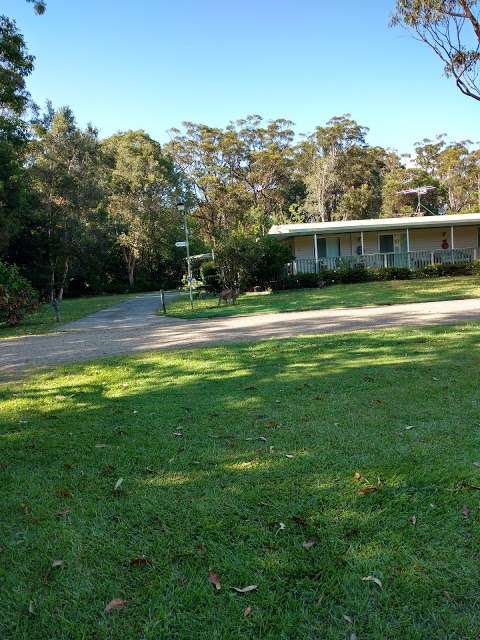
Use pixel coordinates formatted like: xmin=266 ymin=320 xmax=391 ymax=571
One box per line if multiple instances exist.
xmin=176 ymin=200 xmax=193 ymax=310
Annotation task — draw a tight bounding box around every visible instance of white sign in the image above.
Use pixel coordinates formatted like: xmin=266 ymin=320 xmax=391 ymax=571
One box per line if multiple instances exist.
xmin=175 ymin=241 xmax=187 ymax=248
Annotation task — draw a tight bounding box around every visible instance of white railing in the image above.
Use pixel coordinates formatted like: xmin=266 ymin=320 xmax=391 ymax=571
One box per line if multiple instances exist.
xmin=288 ymin=248 xmax=478 ymax=274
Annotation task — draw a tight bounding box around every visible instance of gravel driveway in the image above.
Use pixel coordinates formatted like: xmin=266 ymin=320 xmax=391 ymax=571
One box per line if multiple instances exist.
xmin=2 ymin=293 xmax=480 ymax=379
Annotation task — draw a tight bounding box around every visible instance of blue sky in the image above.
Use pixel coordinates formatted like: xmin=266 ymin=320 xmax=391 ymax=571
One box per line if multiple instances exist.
xmin=4 ymin=0 xmax=479 ymax=154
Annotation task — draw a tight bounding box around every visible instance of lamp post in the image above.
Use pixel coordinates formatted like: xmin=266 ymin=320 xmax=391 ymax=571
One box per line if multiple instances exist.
xmin=177 ymin=199 xmax=193 ymax=310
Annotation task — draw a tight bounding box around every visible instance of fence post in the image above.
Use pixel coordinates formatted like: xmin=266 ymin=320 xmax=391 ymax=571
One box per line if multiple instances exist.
xmin=430 ymin=251 xmax=435 ymax=266
xmin=160 ymin=289 xmax=166 ymax=314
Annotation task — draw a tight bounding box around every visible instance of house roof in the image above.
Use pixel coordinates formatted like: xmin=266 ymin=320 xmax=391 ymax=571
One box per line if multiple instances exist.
xmin=268 ymin=213 xmax=480 ymax=238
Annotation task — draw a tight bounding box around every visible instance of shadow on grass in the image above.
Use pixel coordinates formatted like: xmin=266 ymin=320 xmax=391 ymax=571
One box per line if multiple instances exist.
xmin=1 ymin=326 xmax=480 ymax=639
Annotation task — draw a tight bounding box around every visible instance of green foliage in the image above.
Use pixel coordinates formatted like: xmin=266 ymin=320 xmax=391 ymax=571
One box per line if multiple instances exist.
xmin=418 ymin=261 xmax=476 ymax=277
xmin=392 ymin=1 xmax=480 ymax=102
xmin=0 ymin=260 xmax=37 ymax=326
xmin=200 ymin=260 xmax=221 ymax=292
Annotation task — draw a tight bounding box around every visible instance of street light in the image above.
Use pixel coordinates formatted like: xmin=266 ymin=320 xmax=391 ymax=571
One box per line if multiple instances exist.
xmin=177 ymin=199 xmax=193 ymax=310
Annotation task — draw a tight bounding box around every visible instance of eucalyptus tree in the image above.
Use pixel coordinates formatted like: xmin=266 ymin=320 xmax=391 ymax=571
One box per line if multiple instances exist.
xmin=102 ymin=130 xmax=179 ymax=287
xmin=29 ymin=105 xmax=102 ymax=300
xmin=392 ymin=0 xmax=480 ymax=101
xmin=167 ymin=116 xmax=296 ymax=245
xmin=299 ymin=115 xmax=391 ymax=221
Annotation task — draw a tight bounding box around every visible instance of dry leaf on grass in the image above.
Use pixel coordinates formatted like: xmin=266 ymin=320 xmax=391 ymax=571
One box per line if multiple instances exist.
xmin=95 ymin=444 xmax=108 ymax=448
xmin=244 ymin=605 xmax=252 ymax=617
xmin=343 ymin=614 xmax=353 ymax=624
xmin=28 ymin=600 xmax=34 ymax=615
xmin=113 ymin=478 xmax=124 ymax=492
xmin=357 ymin=484 xmax=379 ymax=496
xmin=232 ymin=585 xmax=258 ymax=594
xmin=405 ymin=425 xmax=415 ymax=431
xmin=55 ymin=395 xmax=67 ymax=401
xmin=411 ymin=515 xmax=417 ymax=526
xmin=51 ymin=559 xmax=64 ymax=568
xmin=129 ymin=557 xmax=149 ymax=567
xmin=55 ymin=507 xmax=71 ymax=518
xmin=208 ymin=570 xmax=221 ymax=591
xmin=105 ymin=598 xmax=127 ymax=613
xmin=285 ymin=454 xmax=294 ymax=459
xmin=361 ymin=575 xmax=383 ymax=588
xmin=302 ymin=538 xmax=317 ymax=550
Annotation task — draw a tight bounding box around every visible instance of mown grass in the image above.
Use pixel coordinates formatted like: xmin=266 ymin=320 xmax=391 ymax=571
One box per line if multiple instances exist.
xmin=1 ymin=324 xmax=480 ymax=638
xmin=166 ymin=276 xmax=480 ymax=319
xmin=0 ymin=294 xmax=135 ymax=339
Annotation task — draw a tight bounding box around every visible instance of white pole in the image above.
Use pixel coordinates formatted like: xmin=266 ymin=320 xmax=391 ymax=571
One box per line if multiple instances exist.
xmin=406 ymin=228 xmax=410 ymax=268
xmin=313 ymin=233 xmax=318 ymax=272
xmin=184 ymin=210 xmax=193 ymax=310
xmin=360 ymin=231 xmax=365 ymax=255
xmin=450 ymin=225 xmax=455 ymax=249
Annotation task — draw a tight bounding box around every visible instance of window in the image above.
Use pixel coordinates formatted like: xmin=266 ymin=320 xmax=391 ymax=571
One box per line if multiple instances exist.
xmin=317 ymin=237 xmax=340 ymax=258
xmin=379 ymin=234 xmax=394 ymax=253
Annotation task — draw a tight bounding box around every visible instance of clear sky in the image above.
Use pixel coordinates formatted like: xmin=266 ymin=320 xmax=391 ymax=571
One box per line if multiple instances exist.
xmin=4 ymin=0 xmax=479 ymax=154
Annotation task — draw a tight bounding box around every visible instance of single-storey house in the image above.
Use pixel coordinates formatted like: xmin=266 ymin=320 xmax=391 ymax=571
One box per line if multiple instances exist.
xmin=268 ymin=213 xmax=480 ymax=272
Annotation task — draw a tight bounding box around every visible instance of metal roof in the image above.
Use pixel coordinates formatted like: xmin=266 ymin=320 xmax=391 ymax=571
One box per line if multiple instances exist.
xmin=268 ymin=214 xmax=480 ymax=238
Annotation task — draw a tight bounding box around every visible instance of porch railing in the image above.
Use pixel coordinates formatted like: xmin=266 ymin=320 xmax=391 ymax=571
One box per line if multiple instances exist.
xmin=288 ymin=248 xmax=478 ymax=275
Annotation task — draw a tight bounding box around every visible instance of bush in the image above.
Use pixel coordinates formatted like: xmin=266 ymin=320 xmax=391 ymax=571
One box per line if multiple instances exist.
xmin=0 ymin=261 xmax=38 ymax=326
xmin=418 ymin=262 xmax=473 ymax=278
xmin=200 ymin=260 xmax=221 ymax=292
xmin=335 ymin=262 xmax=375 ymax=284
xmin=273 ymin=272 xmax=331 ymax=290
xmin=215 ymin=234 xmax=292 ymax=290
xmin=375 ymin=266 xmax=413 ymax=281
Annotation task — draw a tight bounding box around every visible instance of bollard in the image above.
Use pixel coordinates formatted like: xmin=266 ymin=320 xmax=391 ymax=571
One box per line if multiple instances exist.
xmin=160 ymin=289 xmax=167 ymax=314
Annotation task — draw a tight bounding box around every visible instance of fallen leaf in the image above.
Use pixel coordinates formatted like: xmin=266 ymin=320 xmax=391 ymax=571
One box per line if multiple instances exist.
xmin=57 ymin=489 xmax=73 ymax=498
xmin=353 ymin=471 xmax=364 ymax=481
xmin=258 ymin=436 xmax=267 ymax=442
xmin=285 ymin=454 xmax=294 ymax=459
xmin=244 ymin=605 xmax=252 ymax=617
xmin=411 ymin=515 xmax=417 ymax=526
xmin=28 ymin=600 xmax=34 ymax=615
xmin=113 ymin=478 xmax=124 ymax=492
xmin=463 ymin=505 xmax=470 ymax=519
xmin=122 ymin=383 xmax=129 ymax=388
xmin=105 ymin=598 xmax=127 ymax=613
xmin=55 ymin=507 xmax=70 ymax=518
xmin=275 ymin=522 xmax=286 ymax=535
xmin=129 ymin=557 xmax=149 ymax=567
xmin=432 ymin=377 xmax=439 ymax=381
xmin=232 ymin=585 xmax=258 ymax=593
xmin=473 ymin=461 xmax=480 ymax=467
xmin=405 ymin=425 xmax=415 ymax=431
xmin=357 ymin=484 xmax=379 ymax=496
xmin=55 ymin=395 xmax=67 ymax=401
xmin=95 ymin=444 xmax=108 ymax=448
xmin=173 ymin=432 xmax=183 ymax=437
xmin=51 ymin=559 xmax=64 ymax=568
xmin=302 ymin=537 xmax=317 ymax=550
xmin=343 ymin=614 xmax=353 ymax=624
xmin=208 ymin=570 xmax=221 ymax=591
xmin=361 ymin=575 xmax=382 ymax=589
xmin=266 ymin=420 xmax=278 ymax=429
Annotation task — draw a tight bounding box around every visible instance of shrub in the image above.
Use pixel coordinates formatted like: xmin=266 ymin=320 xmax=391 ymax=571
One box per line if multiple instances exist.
xmin=273 ymin=272 xmax=331 ymax=290
xmin=215 ymin=234 xmax=292 ymax=290
xmin=335 ymin=262 xmax=375 ymax=284
xmin=200 ymin=260 xmax=221 ymax=292
xmin=376 ymin=267 xmax=413 ymax=281
xmin=418 ymin=262 xmax=473 ymax=278
xmin=0 ymin=261 xmax=38 ymax=326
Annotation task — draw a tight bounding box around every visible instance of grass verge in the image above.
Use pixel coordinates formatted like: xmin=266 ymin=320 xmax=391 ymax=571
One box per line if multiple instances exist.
xmin=1 ymin=324 xmax=480 ymax=638
xmin=0 ymin=294 xmax=135 ymax=339
xmin=166 ymin=276 xmax=480 ymax=319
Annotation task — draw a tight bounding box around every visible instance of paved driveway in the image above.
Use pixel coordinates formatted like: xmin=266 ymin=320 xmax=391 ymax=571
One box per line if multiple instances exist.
xmin=2 ymin=293 xmax=480 ymax=379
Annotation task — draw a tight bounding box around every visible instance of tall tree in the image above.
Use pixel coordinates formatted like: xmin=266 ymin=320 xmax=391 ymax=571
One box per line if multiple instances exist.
xmin=29 ymin=105 xmax=101 ymax=300
xmin=103 ymin=130 xmax=179 ymax=287
xmin=392 ymin=1 xmax=480 ymax=101
xmin=0 ymin=15 xmax=35 ymax=254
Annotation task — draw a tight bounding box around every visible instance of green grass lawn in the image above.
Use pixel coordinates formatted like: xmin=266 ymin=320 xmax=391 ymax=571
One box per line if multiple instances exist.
xmin=166 ymin=276 xmax=480 ymax=319
xmin=0 ymin=294 xmax=135 ymax=339
xmin=1 ymin=324 xmax=480 ymax=639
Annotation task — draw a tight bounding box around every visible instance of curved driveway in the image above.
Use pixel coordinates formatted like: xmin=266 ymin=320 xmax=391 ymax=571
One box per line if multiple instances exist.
xmin=2 ymin=292 xmax=480 ymax=379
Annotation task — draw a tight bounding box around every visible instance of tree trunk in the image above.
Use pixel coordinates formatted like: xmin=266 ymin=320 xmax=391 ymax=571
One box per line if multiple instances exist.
xmin=58 ymin=256 xmax=69 ymax=302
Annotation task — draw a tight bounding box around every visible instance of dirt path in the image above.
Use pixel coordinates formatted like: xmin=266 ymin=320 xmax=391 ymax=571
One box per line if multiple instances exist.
xmin=2 ymin=294 xmax=480 ymax=380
